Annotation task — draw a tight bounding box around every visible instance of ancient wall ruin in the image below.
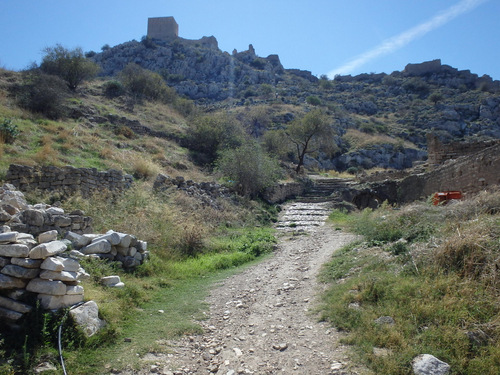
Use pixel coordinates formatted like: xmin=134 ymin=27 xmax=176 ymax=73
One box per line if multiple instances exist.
xmin=399 ymin=142 xmax=500 ymax=201
xmin=427 ymin=134 xmax=500 ymax=165
xmin=5 ymin=165 xmax=132 ymax=197
xmin=147 ymin=16 xmax=178 ymax=40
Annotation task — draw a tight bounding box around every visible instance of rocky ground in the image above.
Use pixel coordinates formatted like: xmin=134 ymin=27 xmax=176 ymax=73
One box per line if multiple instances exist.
xmin=127 ymin=202 xmax=370 ymax=375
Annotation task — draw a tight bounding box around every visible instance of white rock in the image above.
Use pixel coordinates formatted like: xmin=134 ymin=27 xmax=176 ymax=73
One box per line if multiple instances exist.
xmin=92 ymin=232 xmax=120 ymax=246
xmin=69 ymin=301 xmax=106 ymax=337
xmin=0 ymin=274 xmax=27 ymax=289
xmin=66 ymin=285 xmax=84 ymax=295
xmin=412 ymin=354 xmax=450 ymax=375
xmin=38 ymin=230 xmax=58 ymax=244
xmin=46 ymin=207 xmax=65 ymax=215
xmin=0 ymin=225 xmax=11 ymax=233
xmin=11 ymin=257 xmax=42 ymax=269
xmin=40 ymin=257 xmax=64 ymax=272
xmin=37 ymin=293 xmax=84 ymax=310
xmin=41 ymin=256 xmax=80 ymax=272
xmin=39 ymin=269 xmax=78 ymax=282
xmin=0 ymin=244 xmax=30 ymax=258
xmin=81 ymin=239 xmax=111 ymax=255
xmin=128 ymin=247 xmax=137 ymax=257
xmin=1 ymin=264 xmax=39 ymax=279
xmin=26 ymin=278 xmax=67 ymax=296
xmin=65 ymin=231 xmax=91 ymax=249
xmin=100 ymin=275 xmax=121 ymax=286
xmin=29 ymin=241 xmax=67 ymax=259
xmin=0 ymin=231 xmax=18 ymax=243
xmin=136 ymin=240 xmax=147 ymax=252
xmin=76 ymin=268 xmax=91 ymax=281
xmin=0 ymin=295 xmax=32 ymax=314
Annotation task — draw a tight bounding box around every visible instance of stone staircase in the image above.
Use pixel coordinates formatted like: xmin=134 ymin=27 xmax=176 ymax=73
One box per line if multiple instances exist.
xmin=297 ymin=178 xmax=355 ymax=203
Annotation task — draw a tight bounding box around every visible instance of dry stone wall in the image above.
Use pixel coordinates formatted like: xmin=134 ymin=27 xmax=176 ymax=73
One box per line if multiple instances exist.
xmin=5 ymin=164 xmax=133 ymax=198
xmin=0 ymin=184 xmax=93 ymax=236
xmin=0 ymin=227 xmax=87 ymax=325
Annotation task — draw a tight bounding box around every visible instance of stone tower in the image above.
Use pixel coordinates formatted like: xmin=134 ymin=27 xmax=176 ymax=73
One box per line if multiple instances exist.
xmin=147 ymin=16 xmax=179 ymax=40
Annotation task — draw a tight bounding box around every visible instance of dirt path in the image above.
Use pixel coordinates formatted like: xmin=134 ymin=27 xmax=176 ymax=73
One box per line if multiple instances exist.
xmin=137 ymin=203 xmax=368 ymax=375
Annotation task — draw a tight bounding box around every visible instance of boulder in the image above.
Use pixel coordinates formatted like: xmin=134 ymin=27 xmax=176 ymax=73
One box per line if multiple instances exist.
xmin=1 ymin=190 xmax=28 ymax=211
xmin=0 ymin=231 xmax=19 ymax=244
xmin=0 ymin=274 xmax=27 ymax=289
xmin=0 ymin=256 xmax=10 ymax=267
xmin=65 ymin=231 xmax=91 ymax=249
xmin=22 ymin=209 xmax=45 ymax=227
xmin=69 ymin=300 xmax=106 ymax=337
xmin=412 ymin=354 xmax=450 ymax=375
xmin=29 ymin=241 xmax=67 ymax=259
xmin=0 ymin=295 xmax=32 ymax=314
xmin=92 ymin=232 xmax=120 ymax=246
xmin=1 ymin=264 xmax=39 ymax=279
xmin=53 ymin=215 xmax=72 ymax=227
xmin=37 ymin=293 xmax=84 ymax=310
xmin=0 ymin=306 xmax=23 ymax=321
xmin=26 ymin=278 xmax=67 ymax=296
xmin=66 ymin=285 xmax=84 ymax=295
xmin=0 ymin=225 xmax=11 ymax=233
xmin=41 ymin=256 xmax=80 ymax=272
xmin=46 ymin=207 xmax=64 ymax=215
xmin=39 ymin=269 xmax=78 ymax=282
xmin=0 ymin=244 xmax=30 ymax=258
xmin=100 ymin=275 xmax=124 ymax=287
xmin=11 ymin=257 xmax=42 ymax=269
xmin=81 ymin=239 xmax=111 ymax=254
xmin=38 ymin=230 xmax=58 ymax=244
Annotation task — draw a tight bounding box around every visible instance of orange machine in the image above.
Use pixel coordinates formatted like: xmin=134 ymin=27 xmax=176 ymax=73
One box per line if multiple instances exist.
xmin=432 ymin=191 xmax=462 ymax=205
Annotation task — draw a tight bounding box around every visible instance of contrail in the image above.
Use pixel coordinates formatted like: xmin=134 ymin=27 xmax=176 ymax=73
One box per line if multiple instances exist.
xmin=328 ymin=0 xmax=489 ymax=78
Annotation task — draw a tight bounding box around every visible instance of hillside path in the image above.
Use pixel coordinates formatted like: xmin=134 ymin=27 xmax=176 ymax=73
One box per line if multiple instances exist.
xmin=137 ymin=202 xmax=369 ymax=375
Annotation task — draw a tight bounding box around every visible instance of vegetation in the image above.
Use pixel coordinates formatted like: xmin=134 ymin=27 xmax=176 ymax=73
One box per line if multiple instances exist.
xmin=40 ymin=45 xmax=100 ymax=90
xmin=321 ymin=191 xmax=500 ymax=375
xmin=286 ymin=108 xmax=335 ymax=172
xmin=215 ymin=141 xmax=282 ymax=197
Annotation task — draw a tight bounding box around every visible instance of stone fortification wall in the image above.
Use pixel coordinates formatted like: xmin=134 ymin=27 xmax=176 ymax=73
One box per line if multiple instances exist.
xmin=262 ymin=182 xmax=306 ymax=204
xmin=5 ymin=164 xmax=132 ymax=197
xmin=147 ymin=16 xmax=178 ymax=40
xmin=398 ymin=143 xmax=500 ymax=202
xmin=427 ymin=134 xmax=500 ymax=165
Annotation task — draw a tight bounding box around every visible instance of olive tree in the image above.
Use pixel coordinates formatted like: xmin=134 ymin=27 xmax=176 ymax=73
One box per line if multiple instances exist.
xmin=286 ymin=109 xmax=333 ymax=173
xmin=40 ymin=44 xmax=99 ymax=90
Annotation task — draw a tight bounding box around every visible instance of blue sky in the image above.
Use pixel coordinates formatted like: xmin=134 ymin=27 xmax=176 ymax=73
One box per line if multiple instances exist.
xmin=1 ymin=0 xmax=499 ymax=79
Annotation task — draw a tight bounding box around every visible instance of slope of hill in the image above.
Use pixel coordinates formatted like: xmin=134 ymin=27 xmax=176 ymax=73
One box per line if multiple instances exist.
xmin=91 ymin=32 xmax=500 ymax=171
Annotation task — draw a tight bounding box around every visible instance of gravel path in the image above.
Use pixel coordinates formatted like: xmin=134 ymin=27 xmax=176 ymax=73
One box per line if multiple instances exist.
xmin=132 ymin=202 xmax=369 ymax=375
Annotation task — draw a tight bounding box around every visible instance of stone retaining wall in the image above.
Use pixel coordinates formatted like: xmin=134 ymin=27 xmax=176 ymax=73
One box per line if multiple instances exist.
xmin=5 ymin=164 xmax=133 ymax=197
xmin=262 ymin=182 xmax=306 ymax=204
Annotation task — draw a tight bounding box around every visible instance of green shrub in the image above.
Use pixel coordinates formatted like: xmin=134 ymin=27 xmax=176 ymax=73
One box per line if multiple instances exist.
xmin=40 ymin=44 xmax=100 ymax=90
xmin=0 ymin=118 xmax=19 ymax=144
xmin=215 ymin=141 xmax=282 ymax=197
xmin=103 ymin=80 xmax=125 ymax=98
xmin=186 ymin=113 xmax=245 ymax=165
xmin=306 ymin=95 xmax=321 ymax=106
xmin=16 ymin=70 xmax=68 ymax=119
xmin=118 ymin=63 xmax=176 ymax=102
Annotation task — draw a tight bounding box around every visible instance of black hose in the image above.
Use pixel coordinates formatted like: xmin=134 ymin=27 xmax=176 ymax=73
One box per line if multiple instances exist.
xmin=58 ymin=302 xmax=85 ymax=375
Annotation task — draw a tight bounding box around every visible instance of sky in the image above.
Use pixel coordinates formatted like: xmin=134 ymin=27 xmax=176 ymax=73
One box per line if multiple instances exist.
xmin=1 ymin=0 xmax=499 ymax=80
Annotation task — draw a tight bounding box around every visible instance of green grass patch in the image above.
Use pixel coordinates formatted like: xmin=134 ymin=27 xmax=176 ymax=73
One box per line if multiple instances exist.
xmin=319 ymin=192 xmax=500 ymax=375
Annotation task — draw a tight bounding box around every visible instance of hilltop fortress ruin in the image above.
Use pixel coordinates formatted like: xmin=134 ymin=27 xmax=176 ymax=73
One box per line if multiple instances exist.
xmin=147 ymin=16 xmax=179 ymax=41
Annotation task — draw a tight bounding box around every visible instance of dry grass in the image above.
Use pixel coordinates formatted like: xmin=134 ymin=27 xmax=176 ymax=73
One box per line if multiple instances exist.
xmin=343 ymin=128 xmax=416 ymax=150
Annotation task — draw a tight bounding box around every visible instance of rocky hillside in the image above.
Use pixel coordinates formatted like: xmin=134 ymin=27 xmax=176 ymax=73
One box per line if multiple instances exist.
xmin=91 ymin=33 xmax=500 ymax=171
